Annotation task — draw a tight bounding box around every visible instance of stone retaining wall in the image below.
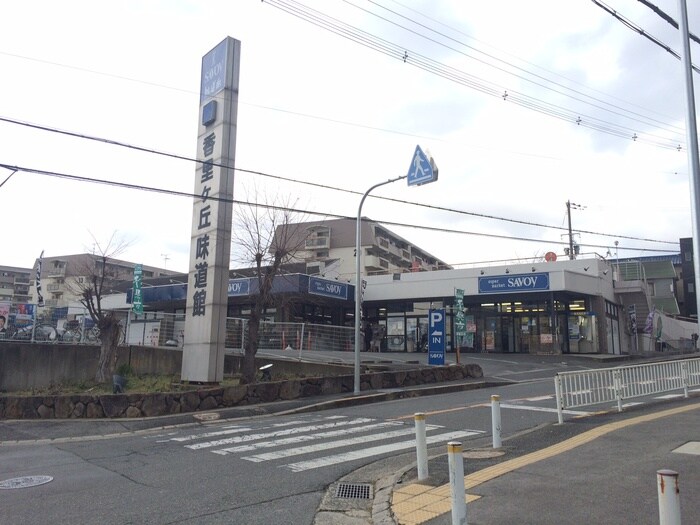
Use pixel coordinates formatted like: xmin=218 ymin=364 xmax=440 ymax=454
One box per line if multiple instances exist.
xmin=0 ymin=364 xmax=483 ymax=420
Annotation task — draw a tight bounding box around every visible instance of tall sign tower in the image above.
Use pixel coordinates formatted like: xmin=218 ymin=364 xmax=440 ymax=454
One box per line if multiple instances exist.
xmin=181 ymin=37 xmax=241 ymax=383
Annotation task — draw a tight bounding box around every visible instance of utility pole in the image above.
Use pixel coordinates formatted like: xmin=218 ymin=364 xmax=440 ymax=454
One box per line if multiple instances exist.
xmin=677 ymin=0 xmax=700 ymax=327
xmin=566 ymin=201 xmax=586 ymax=260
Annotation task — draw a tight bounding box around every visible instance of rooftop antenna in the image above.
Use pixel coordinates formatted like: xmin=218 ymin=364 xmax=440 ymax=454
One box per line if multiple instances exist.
xmin=161 ymin=253 xmax=170 ymax=268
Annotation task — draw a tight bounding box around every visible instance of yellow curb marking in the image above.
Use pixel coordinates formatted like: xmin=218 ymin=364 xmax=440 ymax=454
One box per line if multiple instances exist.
xmin=393 ymin=402 xmax=700 ymax=524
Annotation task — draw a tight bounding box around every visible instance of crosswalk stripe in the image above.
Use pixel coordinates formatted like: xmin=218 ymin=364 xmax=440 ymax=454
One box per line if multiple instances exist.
xmin=212 ymin=421 xmax=416 ymax=455
xmin=285 ymin=430 xmax=480 ymax=472
xmin=186 ymin=418 xmax=376 ymax=450
xmin=241 ymin=425 xmax=444 ymax=462
xmin=171 ymin=418 xmax=330 ymax=443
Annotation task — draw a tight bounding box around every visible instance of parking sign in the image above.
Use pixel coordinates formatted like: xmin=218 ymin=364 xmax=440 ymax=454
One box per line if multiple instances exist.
xmin=428 ymin=308 xmax=445 ymax=365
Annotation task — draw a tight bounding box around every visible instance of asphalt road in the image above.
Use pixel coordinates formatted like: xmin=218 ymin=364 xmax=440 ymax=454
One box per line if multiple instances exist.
xmin=0 ymin=352 xmax=693 ymax=524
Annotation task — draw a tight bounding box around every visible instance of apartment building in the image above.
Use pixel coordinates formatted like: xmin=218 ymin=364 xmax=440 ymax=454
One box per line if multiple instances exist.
xmin=275 ymin=218 xmax=451 ymax=281
xmin=0 ymin=265 xmax=33 ymax=304
xmin=28 ymin=253 xmax=177 ymax=309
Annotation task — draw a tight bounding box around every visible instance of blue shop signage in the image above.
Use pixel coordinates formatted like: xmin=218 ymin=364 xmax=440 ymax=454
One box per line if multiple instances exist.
xmin=478 ymin=273 xmax=550 ymax=294
xmin=227 ymin=278 xmax=250 ymax=296
xmin=428 ymin=308 xmax=446 ymax=366
xmin=309 ymin=276 xmax=348 ymax=300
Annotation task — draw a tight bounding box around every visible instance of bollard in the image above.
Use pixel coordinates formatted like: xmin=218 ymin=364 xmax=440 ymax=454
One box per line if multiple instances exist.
xmin=657 ymin=469 xmax=681 ymax=525
xmin=414 ymin=413 xmax=429 ymax=481
xmin=448 ymin=441 xmax=466 ymax=525
xmin=491 ymin=394 xmax=502 ymax=449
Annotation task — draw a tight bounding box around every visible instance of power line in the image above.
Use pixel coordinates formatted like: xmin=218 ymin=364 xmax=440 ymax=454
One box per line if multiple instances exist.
xmin=0 ymin=50 xmax=567 ymax=163
xmin=589 ymin=0 xmax=700 ymax=74
xmin=349 ymin=0 xmax=684 ymax=135
xmin=384 ymin=0 xmax=680 ymax=123
xmin=263 ymin=0 xmax=686 ymax=150
xmin=635 ymin=0 xmax=700 ymax=45
xmin=0 ymin=162 xmax=678 ymax=255
xmin=0 ymin=115 xmax=678 ymax=246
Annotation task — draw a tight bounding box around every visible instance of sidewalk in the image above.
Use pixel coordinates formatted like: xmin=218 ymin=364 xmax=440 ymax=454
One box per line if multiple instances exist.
xmin=387 ymin=398 xmax=700 ymax=525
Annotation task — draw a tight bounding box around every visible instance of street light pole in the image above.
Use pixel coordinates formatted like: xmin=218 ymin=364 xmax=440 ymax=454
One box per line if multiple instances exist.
xmin=354 ymin=175 xmax=407 ymax=394
xmin=677 ymin=0 xmax=700 ymax=327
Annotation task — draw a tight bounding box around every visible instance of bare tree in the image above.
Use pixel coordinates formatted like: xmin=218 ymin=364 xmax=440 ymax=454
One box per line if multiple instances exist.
xmin=70 ymin=233 xmax=132 ymax=383
xmin=233 ymin=191 xmax=310 ymax=384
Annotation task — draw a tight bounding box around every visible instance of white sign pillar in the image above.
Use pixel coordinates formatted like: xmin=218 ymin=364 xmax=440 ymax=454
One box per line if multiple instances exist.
xmin=182 ymin=37 xmax=241 ymax=383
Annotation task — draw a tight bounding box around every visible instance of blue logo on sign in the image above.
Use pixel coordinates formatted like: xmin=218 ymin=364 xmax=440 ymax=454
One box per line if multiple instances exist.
xmin=200 ymin=39 xmax=228 ymax=104
xmin=309 ymin=276 xmax=348 ymax=300
xmin=428 ymin=308 xmax=445 ymax=366
xmin=227 ymin=279 xmax=250 ymax=296
xmin=478 ymin=273 xmax=549 ymax=294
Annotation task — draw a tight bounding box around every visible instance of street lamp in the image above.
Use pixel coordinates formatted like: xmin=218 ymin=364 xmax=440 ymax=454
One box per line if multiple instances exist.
xmin=353 ymin=145 xmax=438 ymax=395
xmin=354 ymin=175 xmax=406 ymax=394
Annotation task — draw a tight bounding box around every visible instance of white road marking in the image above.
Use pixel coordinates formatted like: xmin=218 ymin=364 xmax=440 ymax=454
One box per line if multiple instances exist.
xmin=212 ymin=421 xmax=417 ymax=455
xmin=240 ymin=425 xmax=446 ymax=462
xmin=655 ymin=394 xmax=685 ymax=400
xmin=499 ymin=403 xmax=591 ymax=416
xmin=620 ymin=402 xmax=644 ymax=408
xmin=171 ymin=418 xmax=331 ymax=442
xmin=285 ymin=430 xmax=481 ymax=472
xmin=186 ymin=418 xmax=376 ymax=450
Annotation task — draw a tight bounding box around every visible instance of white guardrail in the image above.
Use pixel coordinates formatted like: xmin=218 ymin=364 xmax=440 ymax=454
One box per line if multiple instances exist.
xmin=554 ymin=358 xmax=700 ymax=424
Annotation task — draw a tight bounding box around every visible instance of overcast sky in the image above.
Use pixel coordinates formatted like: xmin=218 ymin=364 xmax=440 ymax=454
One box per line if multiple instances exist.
xmin=0 ymin=0 xmax=698 ymax=274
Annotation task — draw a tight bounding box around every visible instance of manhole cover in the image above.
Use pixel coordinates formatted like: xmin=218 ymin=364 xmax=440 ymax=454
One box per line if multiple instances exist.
xmin=463 ymin=449 xmax=506 ymax=459
xmin=0 ymin=476 xmax=53 ymax=490
xmin=335 ymin=482 xmax=372 ymax=500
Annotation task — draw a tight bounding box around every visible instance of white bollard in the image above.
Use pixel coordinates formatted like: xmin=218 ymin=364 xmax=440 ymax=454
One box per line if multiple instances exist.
xmin=657 ymin=469 xmax=681 ymax=525
xmin=447 ymin=441 xmax=467 ymax=525
xmin=414 ymin=412 xmax=429 ymax=481
xmin=491 ymin=394 xmax=502 ymax=449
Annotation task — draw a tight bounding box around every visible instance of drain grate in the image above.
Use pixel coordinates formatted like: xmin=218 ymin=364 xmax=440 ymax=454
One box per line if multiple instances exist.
xmin=335 ymin=482 xmax=372 ymax=500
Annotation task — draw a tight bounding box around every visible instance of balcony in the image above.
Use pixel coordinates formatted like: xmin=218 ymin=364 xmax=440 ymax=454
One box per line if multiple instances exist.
xmin=305 ymin=237 xmax=330 ymax=249
xmin=364 ymin=255 xmax=390 ymax=272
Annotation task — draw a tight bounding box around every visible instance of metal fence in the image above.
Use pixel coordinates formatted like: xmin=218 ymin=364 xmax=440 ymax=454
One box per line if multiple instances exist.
xmin=0 ymin=303 xmax=129 ymax=344
xmin=0 ymin=304 xmax=355 ymax=353
xmin=554 ymin=358 xmax=700 ymax=423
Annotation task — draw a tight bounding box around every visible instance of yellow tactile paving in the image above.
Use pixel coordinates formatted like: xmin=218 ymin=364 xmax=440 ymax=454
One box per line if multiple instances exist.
xmin=397 ymin=483 xmax=433 ymax=495
xmin=392 ymin=402 xmax=700 ymax=525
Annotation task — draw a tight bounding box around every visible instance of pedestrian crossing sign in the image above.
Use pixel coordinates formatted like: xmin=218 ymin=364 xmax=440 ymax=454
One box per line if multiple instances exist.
xmin=407 ymin=145 xmax=438 ymax=186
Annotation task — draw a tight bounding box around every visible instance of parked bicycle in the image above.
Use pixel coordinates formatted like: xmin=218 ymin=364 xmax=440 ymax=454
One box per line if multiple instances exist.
xmin=6 ymin=323 xmax=58 ymax=342
xmin=60 ymin=321 xmax=101 ymax=344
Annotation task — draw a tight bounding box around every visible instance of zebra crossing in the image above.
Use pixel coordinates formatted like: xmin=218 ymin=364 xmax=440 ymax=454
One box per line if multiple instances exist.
xmin=153 ymin=415 xmax=484 ymax=473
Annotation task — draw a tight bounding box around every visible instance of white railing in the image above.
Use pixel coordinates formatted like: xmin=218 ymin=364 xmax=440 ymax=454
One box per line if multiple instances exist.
xmin=554 ymin=358 xmax=700 ymax=423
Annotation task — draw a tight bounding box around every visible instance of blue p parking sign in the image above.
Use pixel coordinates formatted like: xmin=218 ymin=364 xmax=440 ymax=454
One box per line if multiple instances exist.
xmin=428 ymin=308 xmax=445 ymax=365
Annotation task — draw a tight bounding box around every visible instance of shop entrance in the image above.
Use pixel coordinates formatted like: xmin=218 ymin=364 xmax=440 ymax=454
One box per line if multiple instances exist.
xmin=482 ymin=316 xmax=518 ymax=352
